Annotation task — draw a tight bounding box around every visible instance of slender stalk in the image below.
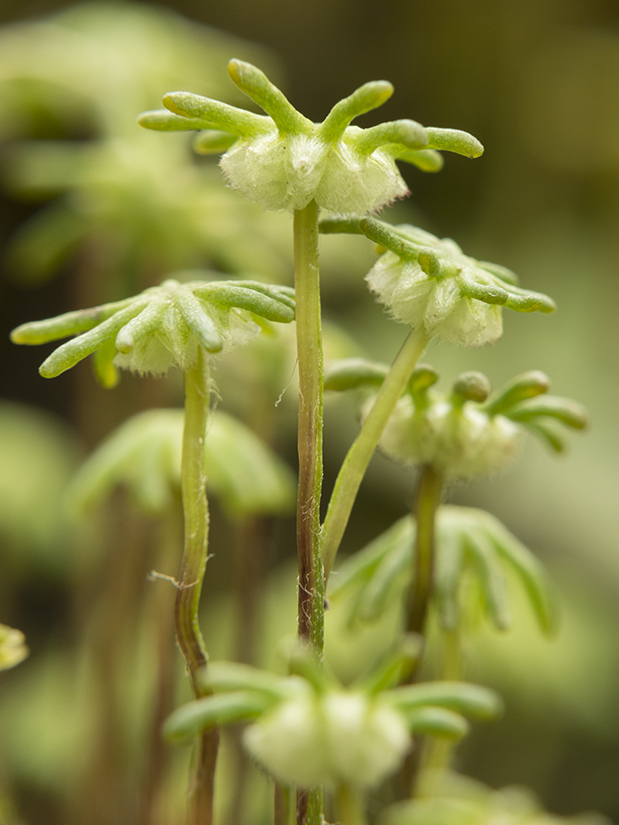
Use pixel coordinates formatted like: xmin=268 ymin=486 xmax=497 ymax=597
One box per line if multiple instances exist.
xmin=306 ymin=788 xmax=324 ymax=825
xmin=176 ymin=346 xmax=218 ymax=825
xmin=293 ymin=199 xmax=325 ymax=653
xmin=293 ymin=200 xmax=325 ymax=825
xmin=337 ymin=783 xmax=367 ymax=825
xmin=322 ymin=328 xmax=429 ymax=580
xmin=274 ymin=783 xmax=294 ymax=825
xmin=403 ymin=463 xmax=444 ymax=801
xmin=407 ymin=464 xmax=443 ymax=636
xmin=296 ymin=788 xmax=325 ymax=825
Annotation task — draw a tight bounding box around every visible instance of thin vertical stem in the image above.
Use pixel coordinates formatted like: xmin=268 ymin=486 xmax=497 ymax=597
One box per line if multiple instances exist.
xmin=176 ymin=347 xmax=218 ymax=825
xmin=293 ymin=200 xmax=324 ymax=825
xmin=322 ymin=328 xmax=429 ymax=580
xmin=407 ymin=464 xmax=443 ymax=637
xmin=274 ymin=783 xmax=294 ymax=825
xmin=293 ymin=199 xmax=325 ymax=654
xmin=337 ymin=783 xmax=367 ymax=825
xmin=402 ymin=463 xmax=444 ymax=800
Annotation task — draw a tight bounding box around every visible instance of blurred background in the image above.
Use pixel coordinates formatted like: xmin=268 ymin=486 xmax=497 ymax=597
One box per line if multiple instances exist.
xmin=0 ymin=1 xmax=617 ymax=824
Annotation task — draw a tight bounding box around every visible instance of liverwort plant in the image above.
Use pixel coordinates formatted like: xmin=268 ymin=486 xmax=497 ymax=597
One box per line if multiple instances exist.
xmin=319 ymin=218 xmax=556 ymax=583
xmin=138 ymin=58 xmax=482 ymax=670
xmin=161 ymin=645 xmax=501 ymax=825
xmin=11 ymin=274 xmax=295 ymax=823
xmin=62 ymin=404 xmax=295 ymax=822
xmin=326 ymin=363 xmax=587 ymax=639
xmin=324 ymin=363 xmax=586 ymax=799
xmin=7 ymin=47 xmax=600 ymax=825
xmin=138 ymin=61 xmax=486 ymax=822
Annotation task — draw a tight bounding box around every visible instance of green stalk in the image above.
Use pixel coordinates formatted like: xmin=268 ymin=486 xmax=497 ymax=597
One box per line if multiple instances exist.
xmin=293 ymin=199 xmax=325 ymax=653
xmin=176 ymin=346 xmax=218 ymax=825
xmin=322 ymin=328 xmax=429 ymax=580
xmin=274 ymin=782 xmax=294 ymax=825
xmin=293 ymin=199 xmax=324 ymax=825
xmin=404 ymin=463 xmax=444 ymax=800
xmin=337 ymin=783 xmax=367 ymax=825
xmin=407 ymin=464 xmax=443 ymax=636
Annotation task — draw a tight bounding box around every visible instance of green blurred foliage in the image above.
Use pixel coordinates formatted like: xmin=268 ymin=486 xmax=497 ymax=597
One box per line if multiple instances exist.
xmin=384 ymin=771 xmax=611 ymax=825
xmin=0 ymin=402 xmax=79 ymax=570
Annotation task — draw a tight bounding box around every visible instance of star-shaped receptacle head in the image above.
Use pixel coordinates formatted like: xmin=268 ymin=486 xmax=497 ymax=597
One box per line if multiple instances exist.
xmin=138 ymin=59 xmax=483 ymax=214
xmin=11 ymin=275 xmax=295 ymax=384
xmin=325 ymin=362 xmax=587 ymax=479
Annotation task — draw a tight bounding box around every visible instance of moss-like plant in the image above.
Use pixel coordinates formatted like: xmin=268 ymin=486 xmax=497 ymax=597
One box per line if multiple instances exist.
xmin=7 ymin=49 xmax=600 ymax=825
xmin=11 ymin=273 xmax=295 ymax=822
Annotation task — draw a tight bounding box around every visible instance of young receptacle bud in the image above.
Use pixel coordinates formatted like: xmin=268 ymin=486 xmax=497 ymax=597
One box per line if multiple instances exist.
xmin=362 ymin=218 xmax=555 ymax=347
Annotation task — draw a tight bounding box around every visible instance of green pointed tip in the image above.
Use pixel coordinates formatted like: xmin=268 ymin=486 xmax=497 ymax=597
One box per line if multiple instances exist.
xmin=10 ymin=326 xmax=28 ymax=345
xmin=161 ymin=91 xmax=223 ymax=125
xmin=515 ymin=398 xmax=589 ymax=430
xmin=505 ymin=395 xmax=589 ymax=445
xmin=162 ymin=91 xmax=188 ymax=116
xmin=362 ymin=80 xmax=394 ymax=107
xmin=163 ymin=90 xmax=267 ymax=138
xmin=426 ymin=127 xmax=484 ymax=159
xmin=324 ymin=358 xmax=389 ymax=391
xmin=540 ymin=295 xmax=557 ymax=313
xmin=227 ymin=58 xmax=307 ymax=134
xmin=396 ymin=148 xmax=445 ymax=173
xmin=137 ymin=109 xmax=213 ymax=132
xmin=227 ymin=57 xmax=247 ymax=85
xmin=526 ymin=421 xmax=567 ymax=453
xmin=504 ymin=290 xmax=557 ymax=314
xmin=517 ymin=369 xmax=551 ymax=392
xmin=39 ymin=359 xmax=63 ymax=379
xmin=406 ymin=707 xmax=470 ymax=740
xmin=320 ymin=80 xmax=394 ymax=142
xmin=483 ymin=370 xmax=551 ymax=416
xmin=228 ymin=59 xmax=275 ymax=98
xmin=161 ymin=92 xmax=217 ymax=128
